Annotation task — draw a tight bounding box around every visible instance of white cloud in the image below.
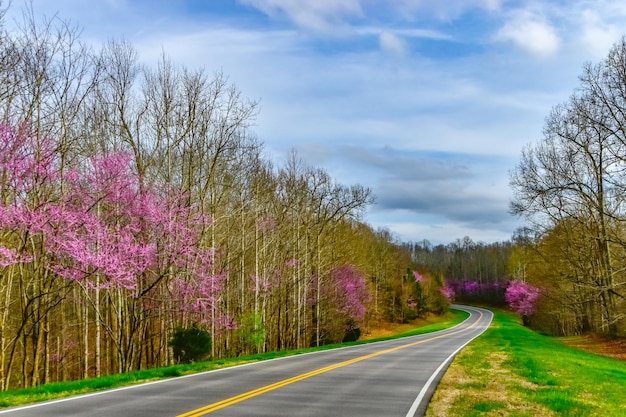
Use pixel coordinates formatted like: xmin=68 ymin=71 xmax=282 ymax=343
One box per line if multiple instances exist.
xmin=355 ymin=26 xmax=451 ymax=55
xmin=393 ymin=0 xmax=502 ymax=21
xmin=237 ymin=0 xmax=363 ymax=32
xmin=579 ymin=9 xmax=621 ymax=58
xmin=239 ymin=0 xmax=504 ymax=31
xmin=394 ymin=28 xmax=452 ymax=40
xmin=379 ymin=32 xmax=407 ymax=57
xmin=496 ymin=9 xmax=560 ymax=57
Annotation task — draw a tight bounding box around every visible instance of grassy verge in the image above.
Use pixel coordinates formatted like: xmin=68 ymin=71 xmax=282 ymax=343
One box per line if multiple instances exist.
xmin=0 ymin=308 xmax=469 ymax=408
xmin=426 ymin=309 xmax=626 ymax=417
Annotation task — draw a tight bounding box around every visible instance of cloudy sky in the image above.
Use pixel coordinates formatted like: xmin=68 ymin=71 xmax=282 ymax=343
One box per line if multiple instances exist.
xmin=6 ymin=0 xmax=626 ymax=244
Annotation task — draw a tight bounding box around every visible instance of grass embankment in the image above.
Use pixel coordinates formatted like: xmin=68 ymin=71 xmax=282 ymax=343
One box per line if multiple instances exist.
xmin=426 ymin=309 xmax=626 ymax=417
xmin=0 ymin=309 xmax=469 ymax=408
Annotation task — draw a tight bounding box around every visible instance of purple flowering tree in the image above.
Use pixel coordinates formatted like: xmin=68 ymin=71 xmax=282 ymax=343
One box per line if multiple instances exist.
xmin=505 ymin=279 xmax=541 ymax=317
xmin=440 ymin=284 xmax=455 ymax=301
xmin=0 ymin=123 xmax=226 ymax=377
xmin=315 ymin=264 xmax=370 ymax=343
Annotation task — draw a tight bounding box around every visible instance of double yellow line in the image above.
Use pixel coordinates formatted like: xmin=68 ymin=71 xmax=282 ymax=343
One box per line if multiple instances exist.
xmin=178 ymin=310 xmax=483 ymax=416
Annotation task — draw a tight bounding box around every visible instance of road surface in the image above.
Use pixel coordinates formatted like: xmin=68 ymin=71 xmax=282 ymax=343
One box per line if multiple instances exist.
xmin=0 ymin=305 xmax=492 ymax=417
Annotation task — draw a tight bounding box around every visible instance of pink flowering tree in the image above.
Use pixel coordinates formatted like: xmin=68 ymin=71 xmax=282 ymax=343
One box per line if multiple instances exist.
xmin=315 ymin=264 xmax=370 ymax=343
xmin=171 ymin=249 xmax=227 ymax=326
xmin=440 ymin=284 xmax=455 ymax=301
xmin=0 ymin=123 xmax=71 ymax=385
xmin=45 ymin=153 xmax=156 ymax=290
xmin=505 ymin=279 xmax=541 ymax=317
xmin=44 ymin=152 xmax=223 ymax=303
xmin=0 ymin=123 xmax=59 ymax=263
xmin=0 ymin=122 xmax=226 ymax=374
xmin=332 ymin=264 xmax=370 ymax=323
xmin=444 ymin=279 xmax=508 ymax=305
xmin=0 ymin=127 xmax=162 ymax=291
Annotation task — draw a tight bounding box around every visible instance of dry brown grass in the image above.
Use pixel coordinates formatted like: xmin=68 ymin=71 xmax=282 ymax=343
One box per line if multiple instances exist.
xmin=362 ymin=313 xmax=452 ymax=340
xmin=425 ymin=346 xmax=555 ymax=417
xmin=560 ymin=334 xmax=626 ymax=361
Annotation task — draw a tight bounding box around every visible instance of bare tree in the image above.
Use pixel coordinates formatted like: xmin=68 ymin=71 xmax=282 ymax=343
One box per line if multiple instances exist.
xmin=510 ymin=37 xmax=626 ymax=336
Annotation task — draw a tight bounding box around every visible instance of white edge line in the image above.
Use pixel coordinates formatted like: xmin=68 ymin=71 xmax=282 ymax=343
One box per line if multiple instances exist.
xmin=0 ymin=359 xmax=269 ymax=414
xmin=0 ymin=307 xmax=475 ymax=415
xmin=405 ymin=307 xmax=494 ymax=417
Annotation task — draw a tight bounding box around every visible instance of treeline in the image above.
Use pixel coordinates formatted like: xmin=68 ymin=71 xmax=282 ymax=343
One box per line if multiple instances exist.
xmin=510 ymin=38 xmax=626 ymax=338
xmin=0 ymin=5 xmax=449 ymax=390
xmin=406 ymin=237 xmax=512 ymax=284
xmin=405 ymin=237 xmax=513 ymax=305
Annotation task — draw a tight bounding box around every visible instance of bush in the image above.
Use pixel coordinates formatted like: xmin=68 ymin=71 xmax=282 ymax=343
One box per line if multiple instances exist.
xmin=168 ymin=324 xmax=212 ymax=364
xmin=342 ymin=327 xmax=361 ymax=342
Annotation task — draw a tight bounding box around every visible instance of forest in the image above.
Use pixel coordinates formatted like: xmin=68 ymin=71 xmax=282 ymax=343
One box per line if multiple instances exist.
xmin=508 ymin=37 xmax=626 ymax=339
xmin=0 ymin=6 xmax=453 ymax=390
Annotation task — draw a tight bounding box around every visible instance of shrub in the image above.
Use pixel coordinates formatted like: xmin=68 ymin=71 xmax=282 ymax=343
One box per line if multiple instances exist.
xmin=168 ymin=324 xmax=212 ymax=364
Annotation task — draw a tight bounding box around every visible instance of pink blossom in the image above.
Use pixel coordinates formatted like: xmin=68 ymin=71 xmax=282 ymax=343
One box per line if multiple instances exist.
xmin=440 ymin=285 xmax=455 ymax=301
xmin=505 ymin=279 xmax=541 ymax=316
xmin=328 ymin=264 xmax=370 ymax=323
xmin=0 ymin=247 xmax=18 ymax=268
xmin=250 ymin=274 xmax=273 ymax=291
xmin=0 ymin=122 xmax=233 ymax=338
xmin=172 ymin=268 xmax=227 ymax=325
xmin=0 ymin=123 xmax=222 ymax=300
xmin=257 ymin=216 xmax=277 ymax=233
xmin=412 ymin=270 xmax=425 ymax=283
xmin=0 ymin=123 xmax=59 ymax=195
xmin=285 ymin=258 xmax=299 ymax=268
xmin=0 ymin=246 xmax=32 ymax=267
xmin=462 ymin=281 xmax=480 ymax=293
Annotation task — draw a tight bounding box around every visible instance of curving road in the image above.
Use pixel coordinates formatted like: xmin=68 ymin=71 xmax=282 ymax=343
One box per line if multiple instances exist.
xmin=0 ymin=305 xmax=492 ymax=417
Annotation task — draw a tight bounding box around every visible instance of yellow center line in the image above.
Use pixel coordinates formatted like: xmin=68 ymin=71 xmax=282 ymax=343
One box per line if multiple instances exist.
xmin=177 ymin=310 xmax=484 ymax=417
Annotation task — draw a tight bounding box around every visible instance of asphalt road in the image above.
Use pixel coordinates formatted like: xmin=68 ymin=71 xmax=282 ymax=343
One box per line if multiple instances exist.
xmin=0 ymin=305 xmax=492 ymax=417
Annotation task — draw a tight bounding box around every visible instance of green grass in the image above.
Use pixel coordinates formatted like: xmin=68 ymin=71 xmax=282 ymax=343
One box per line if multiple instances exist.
xmin=427 ymin=309 xmax=626 ymax=417
xmin=474 ymin=401 xmax=507 ymax=412
xmin=0 ymin=308 xmax=469 ymax=408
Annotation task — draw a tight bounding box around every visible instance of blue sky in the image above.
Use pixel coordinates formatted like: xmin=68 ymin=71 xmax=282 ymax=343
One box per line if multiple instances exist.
xmin=7 ymin=0 xmax=626 ymax=244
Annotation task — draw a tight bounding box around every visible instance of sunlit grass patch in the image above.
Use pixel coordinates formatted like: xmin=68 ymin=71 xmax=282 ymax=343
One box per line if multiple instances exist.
xmin=427 ymin=309 xmax=626 ymax=416
xmin=508 ymin=356 xmax=558 ymax=386
xmin=532 ymin=388 xmax=587 ymax=415
xmin=473 ymin=400 xmax=507 ymax=412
